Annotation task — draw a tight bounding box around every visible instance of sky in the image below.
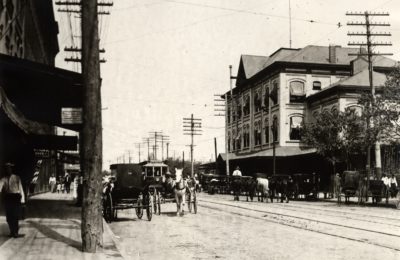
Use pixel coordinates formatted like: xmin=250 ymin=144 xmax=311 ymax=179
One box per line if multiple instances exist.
xmin=53 ymin=0 xmax=400 ymax=170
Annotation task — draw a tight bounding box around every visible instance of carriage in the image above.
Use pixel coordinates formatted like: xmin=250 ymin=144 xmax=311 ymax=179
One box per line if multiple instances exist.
xmin=367 ymin=180 xmax=389 ymax=204
xmin=144 ymin=162 xmax=198 ymax=215
xmin=337 ymin=171 xmax=360 ymax=203
xmin=292 ymin=173 xmax=319 ymax=199
xmin=207 ymin=175 xmax=230 ymax=194
xmin=103 ymin=164 xmax=153 ymax=222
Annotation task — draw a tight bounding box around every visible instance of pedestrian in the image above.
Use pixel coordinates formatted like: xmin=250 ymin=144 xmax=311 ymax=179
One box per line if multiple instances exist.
xmin=29 ymin=167 xmax=39 ymax=196
xmin=232 ymin=166 xmax=242 ymax=176
xmin=334 ymin=173 xmax=341 ymax=199
xmin=0 ymin=162 xmax=26 ymax=238
xmin=49 ymin=174 xmax=56 ymax=193
xmin=64 ymin=172 xmax=71 ymax=194
xmin=389 ymin=174 xmax=398 ymax=198
xmin=73 ymin=175 xmax=79 ymax=199
xmin=56 ymin=181 xmax=61 ymax=193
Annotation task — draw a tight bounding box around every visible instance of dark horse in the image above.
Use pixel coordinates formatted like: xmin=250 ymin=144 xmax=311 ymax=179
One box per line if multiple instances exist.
xmin=231 ymin=176 xmax=242 ymax=201
xmin=269 ymin=177 xmax=289 ymax=203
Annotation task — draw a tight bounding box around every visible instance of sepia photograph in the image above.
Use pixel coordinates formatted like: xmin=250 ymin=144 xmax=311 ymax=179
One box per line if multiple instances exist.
xmin=0 ymin=0 xmax=400 ymax=259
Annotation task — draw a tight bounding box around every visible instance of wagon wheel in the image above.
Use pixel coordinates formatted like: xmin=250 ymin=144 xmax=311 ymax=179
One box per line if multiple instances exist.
xmin=103 ymin=192 xmax=114 ymax=222
xmin=337 ymin=187 xmax=341 ymax=205
xmin=153 ymin=191 xmax=158 ymax=215
xmin=193 ymin=192 xmax=197 ymax=214
xmin=136 ymin=198 xmax=143 ymax=219
xmin=157 ymin=191 xmax=161 ymax=215
xmin=146 ymin=193 xmax=153 ymax=221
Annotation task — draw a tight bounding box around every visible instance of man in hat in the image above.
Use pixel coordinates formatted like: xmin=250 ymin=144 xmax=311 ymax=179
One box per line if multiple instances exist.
xmin=0 ymin=162 xmax=25 ymax=238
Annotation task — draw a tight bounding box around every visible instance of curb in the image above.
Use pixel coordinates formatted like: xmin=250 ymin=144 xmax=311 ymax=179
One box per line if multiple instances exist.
xmin=102 ymin=219 xmax=126 ymax=259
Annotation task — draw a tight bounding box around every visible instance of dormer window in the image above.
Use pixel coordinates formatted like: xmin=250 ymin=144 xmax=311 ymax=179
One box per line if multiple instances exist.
xmin=289 ymin=81 xmax=305 ymax=103
xmin=313 ymin=81 xmax=322 ymax=90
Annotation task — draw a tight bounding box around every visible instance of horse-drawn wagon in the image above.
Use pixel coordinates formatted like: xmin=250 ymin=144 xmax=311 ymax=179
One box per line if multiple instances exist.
xmin=144 ymin=162 xmax=198 ymax=216
xmin=103 ymin=164 xmax=153 ymax=222
xmin=292 ymin=173 xmax=319 ymax=200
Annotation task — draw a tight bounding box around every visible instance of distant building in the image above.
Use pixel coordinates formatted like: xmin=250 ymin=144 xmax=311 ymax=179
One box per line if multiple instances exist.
xmin=224 ymin=45 xmax=397 ymax=181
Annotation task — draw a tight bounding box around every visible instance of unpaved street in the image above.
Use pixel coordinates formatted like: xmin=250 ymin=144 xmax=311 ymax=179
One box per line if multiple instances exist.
xmin=107 ymin=194 xmax=400 ymax=260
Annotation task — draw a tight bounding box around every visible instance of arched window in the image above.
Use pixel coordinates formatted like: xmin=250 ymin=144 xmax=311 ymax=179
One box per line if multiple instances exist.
xmin=232 ymin=129 xmax=236 ymax=150
xmin=254 ymin=90 xmax=262 ymax=113
xmin=264 ymin=86 xmax=269 ymax=111
xmin=270 ymin=81 xmax=279 ymax=105
xmin=253 ymin=121 xmax=262 ymax=146
xmin=313 ymin=81 xmax=322 ymax=90
xmin=236 ymin=99 xmax=242 ymax=120
xmin=264 ymin=118 xmax=269 ymax=144
xmin=289 ymin=81 xmax=305 ymax=103
xmin=289 ymin=115 xmax=303 ymax=140
xmin=272 ymin=116 xmax=279 ymax=142
xmin=243 ymin=95 xmax=250 ymax=116
xmin=243 ymin=125 xmax=250 ymax=148
xmin=236 ymin=128 xmax=242 ymax=150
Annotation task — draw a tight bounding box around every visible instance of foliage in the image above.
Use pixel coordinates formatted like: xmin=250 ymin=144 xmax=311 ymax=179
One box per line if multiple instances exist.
xmin=301 ymin=109 xmax=365 ymax=167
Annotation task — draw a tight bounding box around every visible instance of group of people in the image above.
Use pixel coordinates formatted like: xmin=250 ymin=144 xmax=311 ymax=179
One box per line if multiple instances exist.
xmin=381 ymin=173 xmax=398 ymax=198
xmin=49 ymin=173 xmax=72 ymax=194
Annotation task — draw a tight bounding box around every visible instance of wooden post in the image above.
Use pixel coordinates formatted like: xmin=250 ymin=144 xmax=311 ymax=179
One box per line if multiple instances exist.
xmin=81 ymin=0 xmax=103 ymax=252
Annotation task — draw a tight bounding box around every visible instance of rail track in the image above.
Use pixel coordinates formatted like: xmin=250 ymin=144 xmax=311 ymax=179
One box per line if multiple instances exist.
xmin=199 ymin=198 xmax=400 ymax=252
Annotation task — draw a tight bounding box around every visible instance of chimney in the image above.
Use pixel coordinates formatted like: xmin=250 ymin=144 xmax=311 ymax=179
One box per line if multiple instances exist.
xmin=329 ymin=45 xmax=337 ymax=64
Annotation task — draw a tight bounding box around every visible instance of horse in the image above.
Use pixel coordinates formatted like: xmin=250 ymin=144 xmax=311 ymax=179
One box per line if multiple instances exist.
xmin=174 ymin=169 xmax=187 ymax=216
xmin=242 ymin=177 xmax=257 ymax=202
xmin=231 ymin=176 xmax=242 ymax=201
xmin=256 ymin=177 xmax=269 ymax=202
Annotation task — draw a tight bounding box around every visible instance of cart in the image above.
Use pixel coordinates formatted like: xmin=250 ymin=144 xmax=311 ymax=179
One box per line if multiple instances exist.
xmin=103 ymin=164 xmax=153 ymax=222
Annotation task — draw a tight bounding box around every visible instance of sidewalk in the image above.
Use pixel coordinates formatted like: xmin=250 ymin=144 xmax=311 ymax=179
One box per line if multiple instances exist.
xmin=0 ymin=192 xmax=123 ymax=260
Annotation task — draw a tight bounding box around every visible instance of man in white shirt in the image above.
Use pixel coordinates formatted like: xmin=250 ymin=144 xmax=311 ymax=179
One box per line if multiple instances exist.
xmin=389 ymin=174 xmax=398 ymax=198
xmin=232 ymin=166 xmax=242 ymax=177
xmin=0 ymin=162 xmax=25 ymax=238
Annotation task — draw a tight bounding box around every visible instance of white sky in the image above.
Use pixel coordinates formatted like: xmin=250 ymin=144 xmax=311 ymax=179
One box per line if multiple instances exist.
xmin=53 ymin=0 xmax=400 ymax=170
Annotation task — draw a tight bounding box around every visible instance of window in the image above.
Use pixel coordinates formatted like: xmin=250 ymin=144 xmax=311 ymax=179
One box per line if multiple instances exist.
xmin=270 ymin=81 xmax=278 ymax=105
xmin=228 ymin=132 xmax=231 ymax=152
xmin=289 ymin=116 xmax=303 ymax=140
xmin=254 ymin=121 xmax=262 ymax=146
xmin=243 ymin=125 xmax=250 ymax=148
xmin=6 ymin=0 xmax=14 ymax=21
xmin=236 ymin=128 xmax=242 ymax=150
xmin=236 ymin=99 xmax=242 ymax=120
xmin=264 ymin=118 xmax=269 ymax=144
xmin=254 ymin=90 xmax=262 ymax=113
xmin=313 ymin=81 xmax=322 ymax=90
xmin=272 ymin=116 xmax=278 ymax=142
xmin=227 ymin=105 xmax=231 ymax=124
xmin=243 ymin=95 xmax=250 ymax=116
xmin=289 ymin=81 xmax=305 ymax=103
xmin=232 ymin=130 xmax=236 ymax=150
xmin=264 ymin=86 xmax=269 ymax=111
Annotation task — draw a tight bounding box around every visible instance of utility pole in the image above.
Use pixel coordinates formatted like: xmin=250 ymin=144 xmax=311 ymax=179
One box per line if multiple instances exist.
xmin=166 ymin=142 xmax=170 ymax=160
xmin=183 ymin=114 xmax=202 ymax=177
xmin=214 ymin=137 xmax=218 ymax=174
xmin=80 ymin=0 xmax=103 ymax=252
xmin=148 ymin=131 xmax=163 ymax=160
xmin=135 ymin=143 xmax=142 ymax=163
xmin=160 ymin=135 xmax=170 ymax=161
xmin=347 ymin=11 xmax=392 ymax=180
xmin=143 ymin=137 xmax=151 ymax=161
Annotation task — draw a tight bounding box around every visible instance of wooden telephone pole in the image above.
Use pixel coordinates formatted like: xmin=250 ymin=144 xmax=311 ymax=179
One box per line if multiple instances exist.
xmin=80 ymin=0 xmax=103 ymax=252
xmin=183 ymin=114 xmax=202 ymax=177
xmin=347 ymin=11 xmax=392 ymax=180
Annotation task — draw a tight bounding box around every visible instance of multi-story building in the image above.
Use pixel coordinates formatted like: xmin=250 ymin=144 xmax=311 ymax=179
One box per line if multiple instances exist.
xmin=225 ymin=45 xmax=397 ymax=179
xmin=0 ymin=0 xmax=81 ymax=193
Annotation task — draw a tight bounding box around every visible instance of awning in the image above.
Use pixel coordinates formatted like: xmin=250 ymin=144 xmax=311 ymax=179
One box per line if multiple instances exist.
xmin=226 ymin=147 xmax=317 ymax=161
xmin=0 ymin=54 xmax=83 ymax=131
xmin=0 ymin=86 xmax=78 ymax=150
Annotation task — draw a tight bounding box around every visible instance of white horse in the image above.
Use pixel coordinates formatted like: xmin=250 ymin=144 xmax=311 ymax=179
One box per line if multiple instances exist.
xmin=174 ymin=168 xmax=187 ymax=216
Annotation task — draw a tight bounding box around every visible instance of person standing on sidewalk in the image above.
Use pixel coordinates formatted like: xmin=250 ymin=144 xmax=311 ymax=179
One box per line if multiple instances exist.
xmin=49 ymin=174 xmax=56 ymax=193
xmin=0 ymin=162 xmax=25 ymax=238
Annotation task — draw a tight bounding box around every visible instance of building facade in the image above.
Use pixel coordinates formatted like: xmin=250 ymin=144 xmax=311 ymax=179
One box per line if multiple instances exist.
xmin=225 ymin=45 xmax=397 ymax=179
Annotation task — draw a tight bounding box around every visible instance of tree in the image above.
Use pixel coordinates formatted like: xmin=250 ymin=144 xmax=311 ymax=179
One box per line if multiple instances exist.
xmin=301 ymin=109 xmax=365 ymax=173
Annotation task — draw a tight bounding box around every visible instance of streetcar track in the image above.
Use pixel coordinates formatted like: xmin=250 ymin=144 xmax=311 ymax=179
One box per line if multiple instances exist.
xmin=257 ymin=202 xmax=400 ymax=228
xmin=198 ymin=202 xmax=400 ymax=252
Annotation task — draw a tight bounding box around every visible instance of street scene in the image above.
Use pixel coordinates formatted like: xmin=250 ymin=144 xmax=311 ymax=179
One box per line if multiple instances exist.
xmin=1 ymin=0 xmax=400 ymax=260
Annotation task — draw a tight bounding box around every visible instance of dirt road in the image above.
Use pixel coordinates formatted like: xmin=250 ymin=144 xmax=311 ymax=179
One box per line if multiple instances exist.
xmin=107 ymin=193 xmax=400 ymax=260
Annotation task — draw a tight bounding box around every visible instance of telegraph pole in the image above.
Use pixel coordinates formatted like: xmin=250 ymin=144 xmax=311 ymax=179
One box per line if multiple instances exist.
xmin=135 ymin=143 xmax=142 ymax=163
xmin=347 ymin=11 xmax=392 ymax=180
xmin=183 ymin=114 xmax=202 ymax=177
xmin=80 ymin=0 xmax=103 ymax=252
xmin=166 ymin=142 xmax=170 ymax=160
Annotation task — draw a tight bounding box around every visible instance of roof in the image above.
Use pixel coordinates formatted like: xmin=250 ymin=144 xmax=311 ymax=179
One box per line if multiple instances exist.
xmin=333 ymin=69 xmax=387 ymax=87
xmin=227 ymin=147 xmax=316 ymax=161
xmin=144 ymin=161 xmax=168 ymax=167
xmin=235 ymin=45 xmax=361 ymax=88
